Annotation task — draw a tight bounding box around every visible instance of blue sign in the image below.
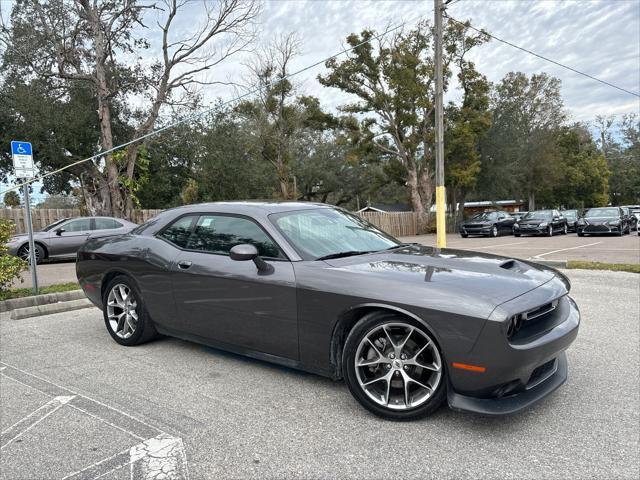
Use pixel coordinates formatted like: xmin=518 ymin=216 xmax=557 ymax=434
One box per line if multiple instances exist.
xmin=11 ymin=141 xmax=32 ymax=156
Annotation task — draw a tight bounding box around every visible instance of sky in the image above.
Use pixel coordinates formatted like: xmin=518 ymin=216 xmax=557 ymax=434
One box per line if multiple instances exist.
xmin=153 ymin=0 xmax=640 ymax=122
xmin=1 ymin=0 xmax=639 ymax=201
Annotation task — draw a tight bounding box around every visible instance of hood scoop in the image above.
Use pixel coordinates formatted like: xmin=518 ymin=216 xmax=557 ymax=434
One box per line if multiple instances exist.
xmin=499 ymin=259 xmax=530 ymax=274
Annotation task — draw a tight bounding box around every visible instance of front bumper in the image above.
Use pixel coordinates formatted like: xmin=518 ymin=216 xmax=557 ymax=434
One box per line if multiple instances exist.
xmin=446 ymin=289 xmax=580 ymax=415
xmin=448 ymin=352 xmax=568 ymax=415
xmin=460 ymin=226 xmax=492 ymax=236
xmin=578 ymin=224 xmax=622 ymax=234
xmin=513 ymin=226 xmax=546 ymax=235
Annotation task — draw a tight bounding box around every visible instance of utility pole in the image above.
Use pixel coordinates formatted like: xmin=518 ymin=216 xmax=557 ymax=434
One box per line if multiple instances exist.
xmin=434 ymin=0 xmax=446 ymax=248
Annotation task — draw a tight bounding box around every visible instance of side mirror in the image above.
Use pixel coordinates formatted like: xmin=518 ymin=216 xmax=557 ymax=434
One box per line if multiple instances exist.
xmin=553 ymin=216 xmax=560 ymax=221
xmin=229 ymin=244 xmax=273 ymax=274
xmin=55 ymin=228 xmax=65 ymax=236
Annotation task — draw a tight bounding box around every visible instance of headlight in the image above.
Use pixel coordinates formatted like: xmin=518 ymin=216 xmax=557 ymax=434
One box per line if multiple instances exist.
xmin=513 ymin=223 xmax=519 ymax=228
xmin=539 ymin=222 xmax=548 ymax=227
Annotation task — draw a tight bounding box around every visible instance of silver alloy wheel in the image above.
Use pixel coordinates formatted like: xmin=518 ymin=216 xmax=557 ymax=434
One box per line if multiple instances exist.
xmin=18 ymin=245 xmax=41 ymax=263
xmin=354 ymin=322 xmax=442 ymax=410
xmin=106 ymin=284 xmax=138 ymax=339
xmin=492 ymin=226 xmax=498 ymax=237
xmin=563 ymin=224 xmax=568 ymax=234
xmin=548 ymin=225 xmax=553 ymax=236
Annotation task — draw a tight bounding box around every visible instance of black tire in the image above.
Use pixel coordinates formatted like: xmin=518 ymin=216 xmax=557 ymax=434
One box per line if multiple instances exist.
xmin=547 ymin=225 xmax=553 ymax=237
xmin=17 ymin=243 xmax=45 ymax=264
xmin=342 ymin=311 xmax=446 ymax=421
xmin=617 ymin=229 xmax=623 ymax=237
xmin=562 ymin=224 xmax=568 ymax=235
xmin=577 ymin=231 xmax=584 ymax=237
xmin=514 ymin=233 xmax=521 ymax=237
xmin=491 ymin=225 xmax=498 ymax=237
xmin=460 ymin=233 xmax=468 ymax=238
xmin=102 ymin=275 xmax=157 ymax=346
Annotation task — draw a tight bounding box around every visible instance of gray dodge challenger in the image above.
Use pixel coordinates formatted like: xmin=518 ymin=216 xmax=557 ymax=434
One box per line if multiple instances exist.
xmin=76 ymin=202 xmax=580 ymax=420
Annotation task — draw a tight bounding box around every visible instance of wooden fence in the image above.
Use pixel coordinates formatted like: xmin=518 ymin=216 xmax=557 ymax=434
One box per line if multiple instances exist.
xmin=0 ymin=208 xmax=164 ymax=234
xmin=357 ymin=211 xmax=459 ymax=237
xmin=2 ymin=207 xmax=459 ymax=237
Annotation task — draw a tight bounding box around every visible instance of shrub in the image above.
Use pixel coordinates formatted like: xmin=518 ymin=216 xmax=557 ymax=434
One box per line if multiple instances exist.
xmin=0 ymin=219 xmax=28 ymax=297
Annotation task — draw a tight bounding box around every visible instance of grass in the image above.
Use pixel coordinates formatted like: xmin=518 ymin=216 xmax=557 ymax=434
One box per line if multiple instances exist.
xmin=0 ymin=282 xmax=80 ymax=301
xmin=567 ymin=260 xmax=640 ymax=274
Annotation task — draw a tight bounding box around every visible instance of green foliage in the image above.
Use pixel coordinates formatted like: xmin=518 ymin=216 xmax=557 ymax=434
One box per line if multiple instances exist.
xmin=3 ymin=191 xmax=20 ymax=207
xmin=0 ymin=282 xmax=80 ymax=301
xmin=567 ymin=261 xmax=640 ymax=274
xmin=0 ymin=220 xmax=28 ymax=296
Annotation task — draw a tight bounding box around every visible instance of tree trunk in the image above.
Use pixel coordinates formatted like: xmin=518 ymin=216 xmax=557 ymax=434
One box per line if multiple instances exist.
xmin=528 ymin=191 xmax=536 ymax=211
xmin=418 ymin=168 xmax=434 ymax=227
xmin=407 ymin=165 xmax=428 ymax=233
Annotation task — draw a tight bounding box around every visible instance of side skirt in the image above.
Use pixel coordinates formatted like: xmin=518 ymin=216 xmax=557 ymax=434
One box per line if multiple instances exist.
xmin=155 ymin=325 xmax=338 ymax=380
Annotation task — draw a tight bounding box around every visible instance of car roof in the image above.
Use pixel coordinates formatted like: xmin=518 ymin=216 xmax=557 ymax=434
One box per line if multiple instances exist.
xmin=161 ymin=201 xmax=332 ymax=215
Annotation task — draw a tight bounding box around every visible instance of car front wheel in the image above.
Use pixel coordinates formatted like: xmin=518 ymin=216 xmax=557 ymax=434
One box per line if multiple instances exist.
xmin=547 ymin=225 xmax=553 ymax=237
xmin=103 ymin=276 xmax=157 ymax=346
xmin=491 ymin=226 xmax=498 ymax=237
xmin=342 ymin=312 xmax=446 ymax=420
xmin=17 ymin=243 xmax=45 ymax=264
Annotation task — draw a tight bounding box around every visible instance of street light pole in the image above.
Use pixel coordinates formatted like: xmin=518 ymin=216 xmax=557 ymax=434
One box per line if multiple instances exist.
xmin=434 ymin=0 xmax=446 ymax=248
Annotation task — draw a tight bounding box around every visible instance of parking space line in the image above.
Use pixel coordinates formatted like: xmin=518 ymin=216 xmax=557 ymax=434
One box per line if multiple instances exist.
xmin=1 ymin=395 xmax=75 ymax=450
xmin=534 ymin=241 xmax=603 ymax=258
xmin=473 ymin=241 xmax=528 ymax=249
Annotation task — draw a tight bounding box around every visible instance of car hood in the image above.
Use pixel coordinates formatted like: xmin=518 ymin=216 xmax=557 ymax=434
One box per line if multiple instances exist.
xmin=323 ymin=244 xmax=562 ymax=306
xmin=517 ymin=219 xmax=547 ymax=226
xmin=583 ymin=216 xmax=618 ymax=224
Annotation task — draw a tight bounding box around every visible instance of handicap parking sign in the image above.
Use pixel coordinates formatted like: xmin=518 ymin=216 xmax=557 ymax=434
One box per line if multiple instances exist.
xmin=11 ymin=141 xmax=35 ymax=179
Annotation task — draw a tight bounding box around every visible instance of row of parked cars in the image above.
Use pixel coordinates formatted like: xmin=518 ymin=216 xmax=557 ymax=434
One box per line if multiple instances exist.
xmin=459 ymin=206 xmax=640 ymax=238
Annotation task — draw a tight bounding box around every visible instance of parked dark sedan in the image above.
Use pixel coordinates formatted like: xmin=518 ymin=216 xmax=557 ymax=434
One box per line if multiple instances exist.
xmin=621 ymin=207 xmax=637 ymax=233
xmin=458 ymin=210 xmax=515 ymax=238
xmin=560 ymin=209 xmax=579 ymax=233
xmin=5 ymin=216 xmax=137 ymax=263
xmin=77 ymin=202 xmax=579 ymax=420
xmin=513 ymin=210 xmax=568 ymax=237
xmin=577 ymin=207 xmax=627 ymax=236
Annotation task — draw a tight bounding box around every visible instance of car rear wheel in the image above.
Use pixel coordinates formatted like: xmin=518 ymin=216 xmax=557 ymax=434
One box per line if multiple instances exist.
xmin=342 ymin=312 xmax=446 ymax=420
xmin=103 ymin=276 xmax=157 ymax=346
xmin=17 ymin=243 xmax=45 ymax=264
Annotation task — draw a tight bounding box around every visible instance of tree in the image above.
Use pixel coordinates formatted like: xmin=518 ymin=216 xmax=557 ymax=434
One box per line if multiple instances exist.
xmin=37 ymin=194 xmax=79 ymax=209
xmin=1 ymin=0 xmax=260 ymax=216
xmin=480 ymin=72 xmax=565 ymax=210
xmin=0 ymin=220 xmax=28 ymax=298
xmin=319 ymin=20 xmax=488 ymax=231
xmin=444 ymin=49 xmax=491 ymax=219
xmin=3 ymin=191 xmax=20 ymax=207
xmin=552 ymin=124 xmax=609 ymax=208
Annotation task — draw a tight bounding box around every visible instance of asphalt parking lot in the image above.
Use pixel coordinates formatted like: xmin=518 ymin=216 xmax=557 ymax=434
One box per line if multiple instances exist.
xmin=11 ymin=232 xmax=640 ymax=289
xmin=1 ymin=269 xmax=638 ymax=479
xmin=400 ymin=232 xmax=640 ymax=264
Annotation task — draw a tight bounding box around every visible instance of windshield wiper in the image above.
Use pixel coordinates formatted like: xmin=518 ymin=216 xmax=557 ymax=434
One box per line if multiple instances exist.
xmin=316 ymin=250 xmax=375 ymax=261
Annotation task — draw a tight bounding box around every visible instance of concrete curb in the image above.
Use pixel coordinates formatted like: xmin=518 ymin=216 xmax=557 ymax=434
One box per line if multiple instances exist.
xmin=9 ymin=298 xmax=94 ymax=320
xmin=529 ymin=258 xmax=568 ymax=268
xmin=0 ymin=290 xmax=86 ymax=313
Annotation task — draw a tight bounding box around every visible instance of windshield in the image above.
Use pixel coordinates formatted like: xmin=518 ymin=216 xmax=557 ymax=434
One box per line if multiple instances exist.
xmin=524 ymin=210 xmax=553 ymax=221
xmin=585 ymin=208 xmax=619 ymax=218
xmin=471 ymin=212 xmax=498 ymax=221
xmin=562 ymin=211 xmax=577 ymax=219
xmin=41 ymin=218 xmax=68 ymax=232
xmin=270 ymin=208 xmax=400 ymax=260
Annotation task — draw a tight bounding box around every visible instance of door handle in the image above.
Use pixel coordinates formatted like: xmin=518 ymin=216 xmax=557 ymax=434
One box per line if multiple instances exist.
xmin=177 ymin=260 xmax=192 ymax=270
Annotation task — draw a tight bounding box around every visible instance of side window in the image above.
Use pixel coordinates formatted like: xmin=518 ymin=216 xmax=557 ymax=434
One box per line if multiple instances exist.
xmin=64 ymin=219 xmax=91 ymax=232
xmin=159 ymin=215 xmax=197 ymax=248
xmin=187 ymin=215 xmax=283 ymax=258
xmin=94 ymin=218 xmax=123 ymax=230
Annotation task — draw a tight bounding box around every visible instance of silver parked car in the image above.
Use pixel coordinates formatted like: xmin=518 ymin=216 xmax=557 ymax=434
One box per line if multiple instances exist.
xmin=5 ymin=216 xmax=137 ymax=263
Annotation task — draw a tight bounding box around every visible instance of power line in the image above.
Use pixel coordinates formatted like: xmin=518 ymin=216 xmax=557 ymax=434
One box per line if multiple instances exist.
xmin=1 ymin=18 xmax=414 ymax=197
xmin=444 ymin=13 xmax=640 ymax=98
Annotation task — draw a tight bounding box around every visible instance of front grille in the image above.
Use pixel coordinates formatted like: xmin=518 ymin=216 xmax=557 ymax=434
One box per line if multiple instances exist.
xmin=584 ymin=224 xmax=609 ymax=233
xmin=527 ymin=358 xmax=558 ymax=389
